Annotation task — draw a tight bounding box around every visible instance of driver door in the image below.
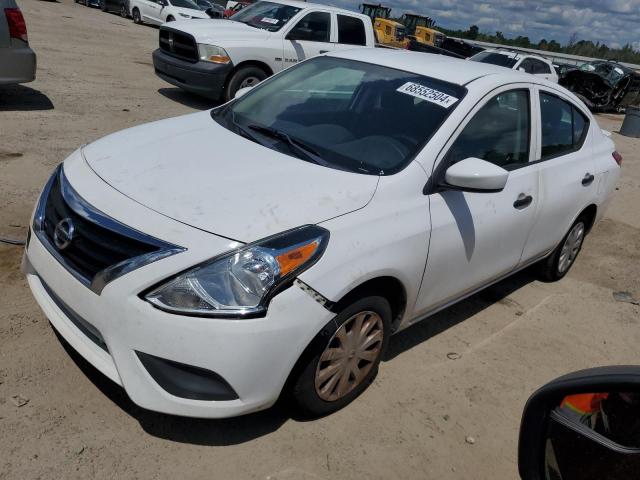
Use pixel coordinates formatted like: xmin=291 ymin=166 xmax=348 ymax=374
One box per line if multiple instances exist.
xmin=283 ymin=11 xmax=333 ymax=66
xmin=414 ymin=86 xmax=541 ymax=316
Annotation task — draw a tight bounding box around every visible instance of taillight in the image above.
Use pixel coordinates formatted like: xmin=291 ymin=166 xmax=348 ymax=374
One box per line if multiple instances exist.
xmin=612 ymin=151 xmax=623 ymax=166
xmin=4 ymin=8 xmax=28 ymax=43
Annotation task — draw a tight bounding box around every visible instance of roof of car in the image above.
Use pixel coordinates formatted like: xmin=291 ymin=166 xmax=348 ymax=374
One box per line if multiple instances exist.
xmin=327 ymin=49 xmax=532 ymax=86
xmin=268 ymin=0 xmax=369 ymax=16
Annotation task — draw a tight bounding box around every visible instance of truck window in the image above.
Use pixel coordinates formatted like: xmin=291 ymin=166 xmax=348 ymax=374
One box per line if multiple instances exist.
xmin=337 ymin=15 xmax=366 ymax=46
xmin=290 ymin=11 xmax=330 ymax=42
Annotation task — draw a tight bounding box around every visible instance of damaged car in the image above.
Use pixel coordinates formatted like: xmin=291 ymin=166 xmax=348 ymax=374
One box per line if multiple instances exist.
xmin=560 ymin=60 xmax=640 ymax=112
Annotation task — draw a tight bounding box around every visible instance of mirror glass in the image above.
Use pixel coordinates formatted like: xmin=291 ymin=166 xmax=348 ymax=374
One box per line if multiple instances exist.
xmin=544 ymin=392 xmax=640 ymax=480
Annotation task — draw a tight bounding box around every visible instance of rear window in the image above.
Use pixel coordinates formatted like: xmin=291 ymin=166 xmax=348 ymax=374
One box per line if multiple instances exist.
xmin=337 ymin=15 xmax=366 ymax=46
xmin=470 ymin=52 xmax=517 ymax=69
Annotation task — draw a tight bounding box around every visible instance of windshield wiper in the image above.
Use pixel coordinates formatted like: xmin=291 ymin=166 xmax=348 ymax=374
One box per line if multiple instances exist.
xmin=248 ymin=124 xmax=329 ymax=167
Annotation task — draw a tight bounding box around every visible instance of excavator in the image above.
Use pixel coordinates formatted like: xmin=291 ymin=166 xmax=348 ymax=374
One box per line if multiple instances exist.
xmin=400 ymin=13 xmax=445 ymax=48
xmin=359 ymin=3 xmax=408 ymax=48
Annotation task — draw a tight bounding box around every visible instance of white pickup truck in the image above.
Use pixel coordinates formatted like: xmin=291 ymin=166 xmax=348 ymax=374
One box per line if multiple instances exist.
xmin=152 ymin=0 xmax=375 ymax=101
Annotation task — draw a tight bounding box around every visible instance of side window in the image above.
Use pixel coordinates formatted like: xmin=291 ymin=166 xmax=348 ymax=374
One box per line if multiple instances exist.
xmin=446 ymin=89 xmax=530 ymax=169
xmin=290 ymin=11 xmax=331 ymax=42
xmin=532 ymin=59 xmax=552 ymax=74
xmin=540 ymin=93 xmax=589 ymax=160
xmin=337 ymin=15 xmax=366 ymax=46
xmin=519 ymin=59 xmax=534 ymax=74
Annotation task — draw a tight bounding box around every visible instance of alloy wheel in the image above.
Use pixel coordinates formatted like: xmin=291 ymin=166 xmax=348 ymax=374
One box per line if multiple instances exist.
xmin=558 ymin=222 xmax=585 ymax=274
xmin=314 ymin=311 xmax=384 ymax=402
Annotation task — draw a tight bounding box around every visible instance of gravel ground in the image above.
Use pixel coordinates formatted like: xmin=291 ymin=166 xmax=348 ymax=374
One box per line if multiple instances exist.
xmin=1 ymin=1 xmax=639 ymax=479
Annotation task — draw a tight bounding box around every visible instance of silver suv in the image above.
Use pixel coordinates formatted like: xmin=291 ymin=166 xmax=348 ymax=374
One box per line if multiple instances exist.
xmin=0 ymin=0 xmax=36 ymax=84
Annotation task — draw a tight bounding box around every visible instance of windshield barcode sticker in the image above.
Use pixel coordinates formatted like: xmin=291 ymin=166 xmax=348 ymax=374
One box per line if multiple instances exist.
xmin=396 ymin=82 xmax=459 ymax=108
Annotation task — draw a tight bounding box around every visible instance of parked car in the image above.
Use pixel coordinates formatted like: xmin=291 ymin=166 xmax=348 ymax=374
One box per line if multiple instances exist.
xmin=224 ymin=0 xmax=248 ymax=17
xmin=152 ymin=0 xmax=375 ymax=101
xmin=130 ymin=0 xmax=209 ymax=25
xmin=560 ymin=60 xmax=640 ymax=112
xmin=75 ymin=0 xmax=101 ymax=8
xmin=194 ymin=0 xmax=224 ymax=18
xmin=24 ymin=50 xmax=620 ymax=418
xmin=99 ymin=0 xmax=129 ymax=17
xmin=469 ymin=49 xmax=559 ymax=83
xmin=0 ymin=0 xmax=36 ymax=85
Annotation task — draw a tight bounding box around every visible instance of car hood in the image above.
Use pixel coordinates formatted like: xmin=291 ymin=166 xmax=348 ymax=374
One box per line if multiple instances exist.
xmin=171 ymin=7 xmax=210 ymax=18
xmin=82 ymin=111 xmax=379 ymax=242
xmin=167 ymin=19 xmax=271 ymax=42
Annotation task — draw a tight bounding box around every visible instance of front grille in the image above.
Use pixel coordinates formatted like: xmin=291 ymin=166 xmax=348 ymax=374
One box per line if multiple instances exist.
xmin=33 ymin=166 xmax=184 ymax=294
xmin=42 ymin=174 xmax=159 ymax=282
xmin=159 ymin=28 xmax=199 ymax=62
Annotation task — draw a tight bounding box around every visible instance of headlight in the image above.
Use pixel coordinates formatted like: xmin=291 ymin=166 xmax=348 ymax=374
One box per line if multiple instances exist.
xmin=197 ymin=44 xmax=231 ymax=64
xmin=144 ymin=225 xmax=329 ymax=317
xmin=178 ymin=12 xmax=191 ymax=17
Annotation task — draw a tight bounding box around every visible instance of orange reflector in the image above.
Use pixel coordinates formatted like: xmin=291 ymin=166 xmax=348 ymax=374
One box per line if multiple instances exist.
xmin=276 ymin=241 xmax=318 ymax=276
xmin=208 ymin=55 xmax=231 ymax=64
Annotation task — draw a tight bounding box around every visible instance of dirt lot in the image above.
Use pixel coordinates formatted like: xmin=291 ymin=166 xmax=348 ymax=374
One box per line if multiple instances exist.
xmin=1 ymin=1 xmax=639 ymax=479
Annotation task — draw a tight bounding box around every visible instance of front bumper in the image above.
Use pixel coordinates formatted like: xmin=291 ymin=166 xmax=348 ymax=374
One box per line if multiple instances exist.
xmin=0 ymin=41 xmax=36 ymax=85
xmin=24 ymin=162 xmax=334 ymax=418
xmin=152 ymin=48 xmax=232 ymax=99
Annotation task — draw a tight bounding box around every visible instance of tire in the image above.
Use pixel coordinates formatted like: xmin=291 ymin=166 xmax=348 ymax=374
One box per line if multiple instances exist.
xmin=224 ymin=66 xmax=268 ymax=102
xmin=537 ymin=215 xmax=589 ymax=282
xmin=120 ymin=2 xmax=128 ymax=17
xmin=132 ymin=7 xmax=141 ymax=23
xmin=290 ymin=296 xmax=392 ymax=417
xmin=100 ymin=0 xmax=107 ymax=11
xmin=166 ymin=15 xmax=175 ymax=21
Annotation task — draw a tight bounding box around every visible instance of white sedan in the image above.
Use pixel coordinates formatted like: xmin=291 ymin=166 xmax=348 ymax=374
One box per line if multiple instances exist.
xmin=129 ymin=0 xmax=210 ymax=25
xmin=24 ymin=49 xmax=621 ymax=418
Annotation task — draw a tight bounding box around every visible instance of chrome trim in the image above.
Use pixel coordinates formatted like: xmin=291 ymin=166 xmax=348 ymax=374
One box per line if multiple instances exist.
xmin=33 ymin=165 xmax=185 ymax=295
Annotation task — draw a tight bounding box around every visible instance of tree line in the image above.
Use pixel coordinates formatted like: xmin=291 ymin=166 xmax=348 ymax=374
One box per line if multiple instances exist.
xmin=437 ymin=24 xmax=640 ymax=64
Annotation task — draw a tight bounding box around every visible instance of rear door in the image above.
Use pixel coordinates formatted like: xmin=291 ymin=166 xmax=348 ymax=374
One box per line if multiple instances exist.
xmin=283 ymin=10 xmax=332 ymax=63
xmin=520 ymin=87 xmax=596 ymax=261
xmin=415 ymin=86 xmax=541 ymax=315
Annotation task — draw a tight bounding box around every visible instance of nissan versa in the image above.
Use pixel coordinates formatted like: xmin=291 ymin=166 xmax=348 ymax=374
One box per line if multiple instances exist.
xmin=23 ymin=49 xmax=621 ymax=418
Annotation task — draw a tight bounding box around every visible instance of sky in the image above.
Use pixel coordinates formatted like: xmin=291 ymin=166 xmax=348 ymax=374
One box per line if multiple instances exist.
xmin=329 ymin=0 xmax=640 ymax=50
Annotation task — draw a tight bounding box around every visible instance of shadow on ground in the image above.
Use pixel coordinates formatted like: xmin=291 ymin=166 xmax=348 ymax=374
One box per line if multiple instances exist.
xmin=385 ymin=268 xmax=536 ymax=360
xmin=0 ymin=85 xmax=54 ymax=111
xmin=51 ymin=269 xmax=536 ymax=444
xmin=158 ymin=87 xmax=220 ymax=110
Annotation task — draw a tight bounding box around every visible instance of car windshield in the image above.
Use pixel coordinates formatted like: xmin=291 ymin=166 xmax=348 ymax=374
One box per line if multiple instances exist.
xmin=212 ymin=56 xmax=466 ymax=175
xmin=231 ymin=1 xmax=301 ymax=31
xmin=170 ymin=0 xmax=202 ymax=9
xmin=470 ymin=52 xmax=518 ymax=69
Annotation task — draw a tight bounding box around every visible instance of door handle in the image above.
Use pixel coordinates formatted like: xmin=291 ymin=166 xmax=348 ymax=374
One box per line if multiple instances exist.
xmin=581 ymin=173 xmax=595 ymax=186
xmin=513 ymin=194 xmax=533 ymax=209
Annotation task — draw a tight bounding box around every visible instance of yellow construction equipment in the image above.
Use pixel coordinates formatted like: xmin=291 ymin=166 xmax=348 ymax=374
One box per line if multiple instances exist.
xmin=360 ymin=3 xmax=408 ymax=48
xmin=401 ymin=13 xmax=445 ymax=47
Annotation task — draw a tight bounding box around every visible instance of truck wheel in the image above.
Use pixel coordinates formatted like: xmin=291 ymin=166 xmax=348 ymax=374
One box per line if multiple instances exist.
xmin=224 ymin=66 xmax=267 ymax=102
xmin=537 ymin=214 xmax=589 ymax=282
xmin=289 ymin=296 xmax=391 ymax=417
xmin=132 ymin=7 xmax=141 ymax=23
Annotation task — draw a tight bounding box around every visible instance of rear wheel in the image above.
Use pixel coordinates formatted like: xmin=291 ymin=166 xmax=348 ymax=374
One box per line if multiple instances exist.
xmin=166 ymin=15 xmax=175 ymax=21
xmin=290 ymin=296 xmax=391 ymax=417
xmin=132 ymin=7 xmax=141 ymax=23
xmin=120 ymin=2 xmax=128 ymax=17
xmin=100 ymin=0 xmax=107 ymax=11
xmin=224 ymin=66 xmax=267 ymax=102
xmin=537 ymin=215 xmax=588 ymax=281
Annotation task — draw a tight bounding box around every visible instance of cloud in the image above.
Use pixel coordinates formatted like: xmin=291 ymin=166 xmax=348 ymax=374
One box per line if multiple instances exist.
xmin=330 ymin=0 xmax=640 ymax=50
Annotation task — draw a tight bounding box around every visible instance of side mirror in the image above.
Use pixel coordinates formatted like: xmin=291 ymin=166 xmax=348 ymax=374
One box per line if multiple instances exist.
xmin=443 ymin=157 xmax=508 ymax=192
xmin=234 ymin=86 xmax=253 ymax=99
xmin=286 ymin=27 xmax=314 ymax=41
xmin=518 ymin=366 xmax=640 ymax=480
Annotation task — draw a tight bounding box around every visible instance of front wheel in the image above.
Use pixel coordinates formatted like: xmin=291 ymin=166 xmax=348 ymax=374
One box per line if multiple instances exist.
xmin=166 ymin=15 xmax=175 ymax=21
xmin=131 ymin=7 xmax=141 ymax=23
xmin=224 ymin=66 xmax=267 ymax=102
xmin=537 ymin=215 xmax=588 ymax=281
xmin=290 ymin=296 xmax=391 ymax=417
